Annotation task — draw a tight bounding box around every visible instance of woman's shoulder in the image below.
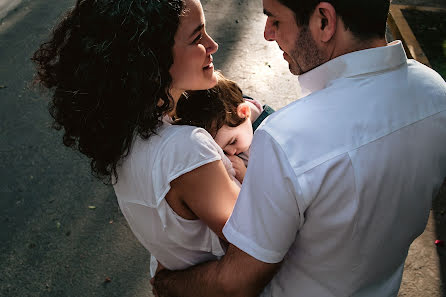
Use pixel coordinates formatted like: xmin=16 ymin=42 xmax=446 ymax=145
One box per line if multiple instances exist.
xmin=129 ymin=124 xmax=223 ymax=171
xmin=115 ymin=123 xmax=224 ymax=206
xmin=162 ymin=124 xmax=222 ymax=159
xmin=140 ymin=124 xmax=224 ymax=204
xmin=137 ymin=124 xmax=216 ymax=151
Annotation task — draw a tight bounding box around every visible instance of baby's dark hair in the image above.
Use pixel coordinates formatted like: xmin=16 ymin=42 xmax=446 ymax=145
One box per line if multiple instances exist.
xmin=176 ymin=72 xmax=246 ymax=136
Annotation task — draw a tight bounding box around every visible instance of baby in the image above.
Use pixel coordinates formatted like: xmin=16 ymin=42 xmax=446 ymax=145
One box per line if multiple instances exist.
xmin=176 ymin=72 xmax=274 ymax=183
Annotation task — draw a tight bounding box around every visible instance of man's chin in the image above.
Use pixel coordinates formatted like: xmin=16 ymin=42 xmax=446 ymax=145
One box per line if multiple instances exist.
xmin=288 ymin=64 xmax=302 ymax=76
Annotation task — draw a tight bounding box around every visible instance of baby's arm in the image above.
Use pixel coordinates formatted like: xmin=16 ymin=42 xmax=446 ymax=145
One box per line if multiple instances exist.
xmin=228 ymin=155 xmax=247 ymax=184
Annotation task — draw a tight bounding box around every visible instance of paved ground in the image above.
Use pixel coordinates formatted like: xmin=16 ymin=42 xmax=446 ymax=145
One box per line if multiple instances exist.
xmin=0 ymin=0 xmax=444 ymax=296
xmin=0 ymin=0 xmax=21 ymax=20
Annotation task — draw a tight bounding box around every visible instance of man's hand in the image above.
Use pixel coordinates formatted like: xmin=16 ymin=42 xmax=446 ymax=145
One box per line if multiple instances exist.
xmin=228 ymin=155 xmax=247 ymax=183
xmin=150 ymin=261 xmax=166 ymax=296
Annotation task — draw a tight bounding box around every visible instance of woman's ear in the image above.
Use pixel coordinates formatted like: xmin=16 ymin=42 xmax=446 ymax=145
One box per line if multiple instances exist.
xmin=311 ymin=2 xmax=337 ymax=43
xmin=237 ymin=102 xmax=251 ymax=119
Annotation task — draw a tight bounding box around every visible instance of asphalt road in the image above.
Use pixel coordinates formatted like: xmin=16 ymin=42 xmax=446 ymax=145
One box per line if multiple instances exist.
xmin=0 ymin=0 xmax=444 ymax=296
xmin=0 ymin=0 xmax=155 ymax=296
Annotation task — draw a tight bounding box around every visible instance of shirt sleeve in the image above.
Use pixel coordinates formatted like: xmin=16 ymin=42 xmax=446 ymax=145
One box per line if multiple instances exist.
xmin=151 ymin=126 xmax=224 ymax=206
xmin=223 ymin=129 xmax=303 ymax=263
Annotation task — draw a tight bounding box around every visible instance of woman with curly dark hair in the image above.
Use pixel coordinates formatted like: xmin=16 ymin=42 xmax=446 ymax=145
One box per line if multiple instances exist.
xmin=33 ymin=0 xmax=239 ymax=277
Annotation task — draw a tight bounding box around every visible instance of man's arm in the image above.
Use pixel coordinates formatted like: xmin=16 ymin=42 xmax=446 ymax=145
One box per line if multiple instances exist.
xmin=154 ymin=244 xmax=281 ymax=297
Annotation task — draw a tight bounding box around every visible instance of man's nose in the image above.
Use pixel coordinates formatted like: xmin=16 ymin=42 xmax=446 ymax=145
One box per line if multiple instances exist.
xmin=264 ymin=19 xmax=275 ymax=41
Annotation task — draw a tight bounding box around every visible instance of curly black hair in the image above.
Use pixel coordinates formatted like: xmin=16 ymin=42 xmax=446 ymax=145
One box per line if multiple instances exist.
xmin=32 ymin=0 xmax=185 ymax=184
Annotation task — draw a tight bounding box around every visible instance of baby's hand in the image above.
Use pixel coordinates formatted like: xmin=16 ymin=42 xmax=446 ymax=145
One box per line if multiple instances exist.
xmin=228 ymin=155 xmax=247 ymax=184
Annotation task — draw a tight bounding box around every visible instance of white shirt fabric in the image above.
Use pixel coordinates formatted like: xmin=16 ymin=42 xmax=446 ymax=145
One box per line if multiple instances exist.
xmin=114 ymin=122 xmax=236 ymax=277
xmin=223 ymin=41 xmax=446 ymax=297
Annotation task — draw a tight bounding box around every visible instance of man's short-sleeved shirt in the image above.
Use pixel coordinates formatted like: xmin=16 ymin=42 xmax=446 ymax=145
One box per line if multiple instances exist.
xmin=223 ymin=41 xmax=446 ymax=297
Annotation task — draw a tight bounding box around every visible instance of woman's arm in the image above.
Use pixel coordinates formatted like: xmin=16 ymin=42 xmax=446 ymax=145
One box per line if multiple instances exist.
xmin=167 ymin=160 xmax=239 ymax=239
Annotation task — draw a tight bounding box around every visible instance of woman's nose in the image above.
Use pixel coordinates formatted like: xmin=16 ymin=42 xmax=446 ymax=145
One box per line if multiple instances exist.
xmin=205 ymin=33 xmax=218 ymax=55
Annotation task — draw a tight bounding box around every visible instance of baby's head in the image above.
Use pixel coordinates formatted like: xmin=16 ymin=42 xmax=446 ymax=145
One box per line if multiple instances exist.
xmin=176 ymin=72 xmax=253 ymax=155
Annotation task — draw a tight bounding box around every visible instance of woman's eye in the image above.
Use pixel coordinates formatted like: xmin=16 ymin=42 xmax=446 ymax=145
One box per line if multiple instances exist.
xmin=230 ymin=139 xmax=237 ymax=145
xmin=193 ymin=33 xmax=203 ymax=44
xmin=273 ymin=20 xmax=279 ymax=27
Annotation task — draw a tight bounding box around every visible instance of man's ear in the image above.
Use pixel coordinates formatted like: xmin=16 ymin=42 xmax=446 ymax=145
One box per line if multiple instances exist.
xmin=237 ymin=102 xmax=251 ymax=119
xmin=311 ymin=2 xmax=337 ymax=43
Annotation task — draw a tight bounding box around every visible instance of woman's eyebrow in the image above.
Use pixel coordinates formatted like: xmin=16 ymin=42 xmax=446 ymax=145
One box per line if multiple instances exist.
xmin=189 ymin=23 xmax=204 ymax=38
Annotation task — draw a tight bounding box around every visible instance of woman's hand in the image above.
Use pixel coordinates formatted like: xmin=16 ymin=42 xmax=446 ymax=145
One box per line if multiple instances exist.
xmin=228 ymin=155 xmax=247 ymax=184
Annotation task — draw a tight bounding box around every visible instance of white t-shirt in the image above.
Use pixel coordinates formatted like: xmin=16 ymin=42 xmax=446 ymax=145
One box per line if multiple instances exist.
xmin=114 ymin=123 xmax=235 ymax=276
xmin=223 ymin=41 xmax=446 ymax=296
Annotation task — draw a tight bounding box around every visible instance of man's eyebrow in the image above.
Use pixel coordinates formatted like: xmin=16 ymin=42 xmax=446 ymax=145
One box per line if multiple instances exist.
xmin=189 ymin=23 xmax=204 ymax=38
xmin=263 ymin=9 xmax=273 ymax=17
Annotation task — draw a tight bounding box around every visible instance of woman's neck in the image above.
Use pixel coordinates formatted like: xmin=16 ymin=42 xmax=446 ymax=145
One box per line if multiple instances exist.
xmin=170 ymin=88 xmax=184 ymax=103
xmin=165 ymin=88 xmax=185 ymax=118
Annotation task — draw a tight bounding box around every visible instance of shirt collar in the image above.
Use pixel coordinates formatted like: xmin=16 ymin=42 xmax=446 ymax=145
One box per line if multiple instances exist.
xmin=298 ymin=41 xmax=407 ymax=97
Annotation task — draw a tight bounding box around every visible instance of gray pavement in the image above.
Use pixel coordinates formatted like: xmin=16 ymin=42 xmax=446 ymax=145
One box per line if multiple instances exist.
xmin=0 ymin=0 xmax=444 ymax=296
xmin=0 ymin=0 xmax=21 ymax=21
xmin=1 ymin=1 xmax=152 ymax=296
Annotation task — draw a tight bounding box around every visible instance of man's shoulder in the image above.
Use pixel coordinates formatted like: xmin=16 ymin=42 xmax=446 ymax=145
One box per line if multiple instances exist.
xmin=258 ymin=99 xmax=305 ymax=139
xmin=259 ymin=91 xmax=333 ymax=138
xmin=407 ymin=59 xmax=446 ymax=91
xmin=255 ymin=98 xmax=339 ymax=175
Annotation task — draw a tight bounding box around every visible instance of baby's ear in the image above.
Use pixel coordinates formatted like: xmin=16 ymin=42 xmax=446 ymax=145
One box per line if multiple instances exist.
xmin=237 ymin=102 xmax=251 ymax=119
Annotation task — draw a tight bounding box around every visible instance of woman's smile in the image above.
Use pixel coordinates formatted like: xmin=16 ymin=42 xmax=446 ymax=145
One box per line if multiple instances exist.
xmin=203 ymin=56 xmax=214 ymax=70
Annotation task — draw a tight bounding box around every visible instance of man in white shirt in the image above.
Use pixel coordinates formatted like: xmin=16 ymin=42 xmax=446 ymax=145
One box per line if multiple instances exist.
xmin=154 ymin=0 xmax=446 ymax=296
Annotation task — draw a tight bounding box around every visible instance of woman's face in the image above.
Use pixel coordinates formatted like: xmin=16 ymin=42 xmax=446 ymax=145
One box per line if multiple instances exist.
xmin=169 ymin=0 xmax=218 ymax=98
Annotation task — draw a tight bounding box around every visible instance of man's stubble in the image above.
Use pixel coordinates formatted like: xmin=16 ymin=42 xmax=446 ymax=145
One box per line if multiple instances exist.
xmin=289 ymin=26 xmax=326 ymax=75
